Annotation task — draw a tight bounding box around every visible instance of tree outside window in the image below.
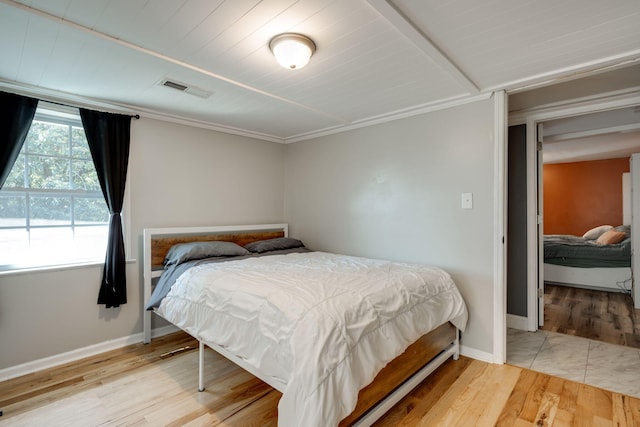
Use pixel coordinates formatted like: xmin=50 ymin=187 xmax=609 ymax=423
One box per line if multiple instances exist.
xmin=0 ymin=109 xmax=109 ymax=269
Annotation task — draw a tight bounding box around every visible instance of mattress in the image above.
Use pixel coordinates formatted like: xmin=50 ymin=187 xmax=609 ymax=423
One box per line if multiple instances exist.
xmin=543 ymin=234 xmax=631 ymax=268
xmin=156 ymin=251 xmax=468 ymax=427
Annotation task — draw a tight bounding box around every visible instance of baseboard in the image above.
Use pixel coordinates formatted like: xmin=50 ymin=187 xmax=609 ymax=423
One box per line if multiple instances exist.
xmin=2 ymin=326 xmax=500 ymax=382
xmin=460 ymin=345 xmax=495 ymax=364
xmin=0 ymin=324 xmax=179 ymax=382
xmin=506 ymin=314 xmax=530 ymax=331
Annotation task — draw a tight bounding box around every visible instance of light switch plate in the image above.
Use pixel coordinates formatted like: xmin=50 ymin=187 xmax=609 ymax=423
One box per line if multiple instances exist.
xmin=461 ymin=192 xmax=473 ymax=209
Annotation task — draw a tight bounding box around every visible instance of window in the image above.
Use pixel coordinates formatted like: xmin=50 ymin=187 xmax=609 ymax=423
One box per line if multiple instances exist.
xmin=0 ymin=104 xmax=109 ymax=270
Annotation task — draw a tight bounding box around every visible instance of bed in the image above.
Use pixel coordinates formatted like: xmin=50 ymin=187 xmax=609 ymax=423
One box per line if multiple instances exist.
xmin=543 ymin=225 xmax=632 ymax=293
xmin=142 ymin=224 xmax=468 ymax=427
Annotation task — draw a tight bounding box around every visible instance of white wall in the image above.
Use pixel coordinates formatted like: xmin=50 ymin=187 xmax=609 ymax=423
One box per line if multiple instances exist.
xmin=0 ymin=117 xmax=284 ymax=370
xmin=284 ymin=98 xmax=496 ymax=355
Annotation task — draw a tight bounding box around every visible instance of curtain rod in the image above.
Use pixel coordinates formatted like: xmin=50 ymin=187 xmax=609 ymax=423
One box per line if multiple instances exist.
xmin=0 ymin=87 xmax=140 ymax=119
xmin=42 ymin=98 xmax=140 ymax=119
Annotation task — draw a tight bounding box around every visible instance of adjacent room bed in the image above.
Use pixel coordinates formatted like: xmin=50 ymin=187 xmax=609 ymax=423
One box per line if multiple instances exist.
xmin=142 ymin=224 xmax=468 ymax=427
xmin=543 ymin=225 xmax=632 ymax=293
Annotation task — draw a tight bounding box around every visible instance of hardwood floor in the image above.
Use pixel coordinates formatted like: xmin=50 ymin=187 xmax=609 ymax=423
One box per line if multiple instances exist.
xmin=542 ymin=283 xmax=640 ymax=348
xmin=3 ymin=331 xmax=640 ymax=426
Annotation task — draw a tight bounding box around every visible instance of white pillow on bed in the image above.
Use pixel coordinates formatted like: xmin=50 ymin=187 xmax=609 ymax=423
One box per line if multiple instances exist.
xmin=582 ymin=225 xmax=613 ymax=240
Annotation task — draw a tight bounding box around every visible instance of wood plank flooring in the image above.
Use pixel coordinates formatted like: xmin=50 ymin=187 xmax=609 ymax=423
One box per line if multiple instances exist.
xmin=542 ymin=283 xmax=640 ymax=348
xmin=3 ymin=331 xmax=640 ymax=426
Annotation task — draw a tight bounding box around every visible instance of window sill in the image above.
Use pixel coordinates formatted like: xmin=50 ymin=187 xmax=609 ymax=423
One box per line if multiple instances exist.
xmin=0 ymin=259 xmax=137 ymax=277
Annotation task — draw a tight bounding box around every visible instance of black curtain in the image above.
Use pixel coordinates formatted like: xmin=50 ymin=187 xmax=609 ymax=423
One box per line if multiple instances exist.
xmin=80 ymin=109 xmax=132 ymax=308
xmin=0 ymin=92 xmax=38 ymax=188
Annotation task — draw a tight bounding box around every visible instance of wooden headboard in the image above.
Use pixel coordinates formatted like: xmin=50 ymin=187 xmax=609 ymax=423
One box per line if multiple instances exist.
xmin=142 ymin=223 xmax=288 ymax=343
xmin=149 ymin=230 xmax=285 ymax=270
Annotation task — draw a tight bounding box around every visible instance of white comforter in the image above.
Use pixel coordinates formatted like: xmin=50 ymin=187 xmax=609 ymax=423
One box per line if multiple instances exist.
xmin=157 ymin=251 xmax=468 ymax=427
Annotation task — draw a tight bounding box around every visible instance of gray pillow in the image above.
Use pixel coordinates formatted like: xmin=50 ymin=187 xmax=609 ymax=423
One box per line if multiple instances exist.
xmin=164 ymin=241 xmax=249 ymax=266
xmin=614 ymin=225 xmax=631 ymax=237
xmin=244 ymin=237 xmax=305 ymax=253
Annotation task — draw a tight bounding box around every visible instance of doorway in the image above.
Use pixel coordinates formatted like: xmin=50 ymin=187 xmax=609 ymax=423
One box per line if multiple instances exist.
xmin=539 ymin=110 xmax=640 ymax=346
xmin=506 ymin=98 xmax=640 ymax=397
xmin=507 ymin=98 xmax=640 ymax=332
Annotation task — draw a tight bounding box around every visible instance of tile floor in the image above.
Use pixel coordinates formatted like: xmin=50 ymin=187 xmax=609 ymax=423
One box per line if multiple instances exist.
xmin=507 ymin=328 xmax=640 ymax=398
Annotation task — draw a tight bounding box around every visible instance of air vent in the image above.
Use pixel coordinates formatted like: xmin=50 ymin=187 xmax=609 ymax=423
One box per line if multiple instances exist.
xmin=163 ymin=80 xmax=188 ymax=91
xmin=158 ymin=78 xmax=213 ymax=99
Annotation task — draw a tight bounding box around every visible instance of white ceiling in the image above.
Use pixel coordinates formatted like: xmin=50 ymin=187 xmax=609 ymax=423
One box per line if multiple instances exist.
xmin=542 ymin=129 xmax=640 ymax=164
xmin=542 ymin=106 xmax=640 ymax=164
xmin=1 ymin=0 xmax=639 ymax=143
xmin=509 ymin=66 xmax=640 ymax=164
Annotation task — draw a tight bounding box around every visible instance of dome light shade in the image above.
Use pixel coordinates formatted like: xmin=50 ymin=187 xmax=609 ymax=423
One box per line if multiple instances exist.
xmin=269 ymin=33 xmax=316 ymax=70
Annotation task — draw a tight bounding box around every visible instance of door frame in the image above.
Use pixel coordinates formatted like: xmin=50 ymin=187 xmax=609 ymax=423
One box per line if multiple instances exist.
xmin=508 ymin=89 xmax=640 ymax=332
xmin=536 ymin=123 xmax=545 ymax=327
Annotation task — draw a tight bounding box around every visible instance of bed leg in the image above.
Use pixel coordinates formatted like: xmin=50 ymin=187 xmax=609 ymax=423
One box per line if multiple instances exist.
xmin=198 ymin=341 xmax=205 ymax=392
xmin=143 ymin=310 xmax=151 ymax=344
xmin=453 ymin=329 xmax=460 ymax=361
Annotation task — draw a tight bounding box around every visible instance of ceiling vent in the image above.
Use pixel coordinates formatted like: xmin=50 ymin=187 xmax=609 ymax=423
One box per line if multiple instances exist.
xmin=158 ymin=78 xmax=213 ymax=99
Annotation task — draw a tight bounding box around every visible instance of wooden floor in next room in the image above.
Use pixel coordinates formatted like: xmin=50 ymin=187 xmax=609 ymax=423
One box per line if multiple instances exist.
xmin=3 ymin=330 xmax=640 ymax=426
xmin=542 ymin=283 xmax=640 ymax=348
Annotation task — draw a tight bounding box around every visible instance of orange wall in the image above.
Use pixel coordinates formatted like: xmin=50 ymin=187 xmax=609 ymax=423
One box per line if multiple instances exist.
xmin=543 ymin=158 xmax=629 ymax=236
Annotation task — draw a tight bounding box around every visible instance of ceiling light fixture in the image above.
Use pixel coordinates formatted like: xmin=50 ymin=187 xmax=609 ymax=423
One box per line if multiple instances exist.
xmin=269 ymin=33 xmax=316 ymax=70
